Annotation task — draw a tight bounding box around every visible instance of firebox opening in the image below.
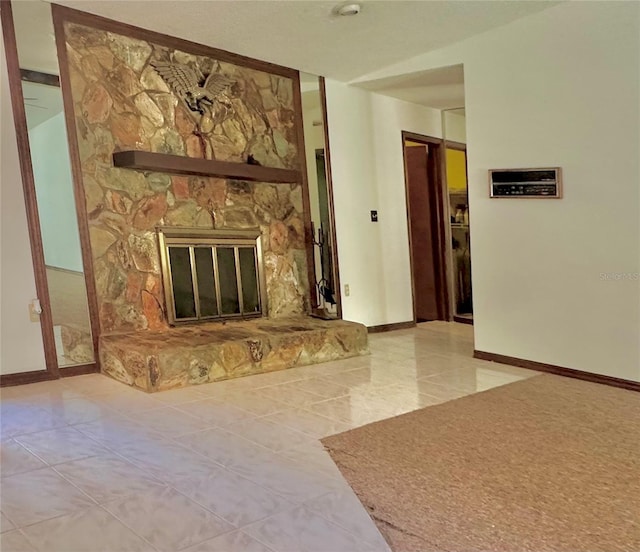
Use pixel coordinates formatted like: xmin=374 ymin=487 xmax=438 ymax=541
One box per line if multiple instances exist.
xmin=157 ymin=228 xmax=267 ymax=326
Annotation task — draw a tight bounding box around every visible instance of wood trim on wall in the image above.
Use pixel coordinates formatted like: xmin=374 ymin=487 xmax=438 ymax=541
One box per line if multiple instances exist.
xmin=50 ymin=4 xmax=298 ymax=79
xmin=60 ymin=363 xmax=100 ymax=378
xmin=433 ymin=138 xmax=452 ymax=321
xmin=318 ymin=77 xmax=343 ymax=319
xmin=367 ymin=321 xmax=416 ymax=334
xmin=112 ymin=150 xmax=301 ymax=183
xmin=291 ymin=71 xmax=318 ymax=312
xmin=401 ymin=131 xmax=451 ymax=323
xmin=1 ymin=363 xmax=98 ymax=387
xmin=1 ymin=0 xmax=60 ymax=379
xmin=474 ymin=350 xmax=640 ymax=392
xmin=0 ymin=371 xmax=58 ymax=388
xmin=20 ymin=69 xmax=59 ymax=87
xmin=444 ymin=140 xmax=466 ymax=151
xmin=52 ymin=4 xmax=102 ymax=365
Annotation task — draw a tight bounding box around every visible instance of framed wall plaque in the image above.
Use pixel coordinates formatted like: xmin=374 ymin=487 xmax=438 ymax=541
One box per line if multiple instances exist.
xmin=489 ymin=167 xmax=562 ymax=198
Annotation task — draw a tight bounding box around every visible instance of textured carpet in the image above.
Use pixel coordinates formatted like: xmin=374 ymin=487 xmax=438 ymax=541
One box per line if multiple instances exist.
xmin=322 ymin=374 xmax=640 ymax=552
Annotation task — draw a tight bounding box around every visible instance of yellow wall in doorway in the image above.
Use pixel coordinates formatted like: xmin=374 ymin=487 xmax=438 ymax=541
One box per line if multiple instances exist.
xmin=446 ymin=148 xmax=467 ymax=192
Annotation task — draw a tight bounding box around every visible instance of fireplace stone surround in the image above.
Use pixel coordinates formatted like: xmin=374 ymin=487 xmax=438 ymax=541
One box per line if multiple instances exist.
xmin=100 ymin=317 xmax=368 ymax=392
xmin=54 ymin=11 xmax=368 ymax=391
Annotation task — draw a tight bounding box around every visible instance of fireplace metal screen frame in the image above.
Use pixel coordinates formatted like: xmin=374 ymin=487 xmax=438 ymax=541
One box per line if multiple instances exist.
xmin=157 ymin=227 xmax=268 ymax=326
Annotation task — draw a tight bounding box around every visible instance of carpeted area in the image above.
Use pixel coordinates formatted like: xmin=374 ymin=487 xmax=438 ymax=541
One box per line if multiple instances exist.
xmin=322 ymin=374 xmax=640 ymax=552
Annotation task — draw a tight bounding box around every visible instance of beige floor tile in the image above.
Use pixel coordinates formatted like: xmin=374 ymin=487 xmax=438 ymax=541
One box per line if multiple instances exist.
xmin=222 ymin=391 xmax=290 ymax=416
xmin=304 ymin=490 xmax=391 ymax=550
xmin=103 ymin=486 xmax=233 ymax=552
xmin=258 ymin=385 xmax=326 ymax=408
xmin=46 ymin=396 xmax=118 ymax=425
xmin=1 ymin=407 xmax=67 ymax=439
xmin=54 ymin=454 xmax=167 ymax=503
xmin=115 ymin=438 xmax=222 ymax=483
xmin=127 ymin=406 xmax=211 ymax=437
xmin=278 ymin=443 xmax=346 ymax=480
xmin=244 ymin=505 xmax=371 ymax=552
xmin=263 ymin=408 xmax=351 ymax=439
xmin=305 ymin=395 xmax=393 ymax=426
xmin=228 ymin=452 xmax=344 ymax=503
xmin=19 ymin=505 xmax=154 ymax=552
xmin=173 ymin=469 xmax=293 ymax=527
xmin=149 ymin=386 xmax=209 ymax=405
xmin=287 ymin=377 xmax=351 ymax=399
xmin=173 ymin=398 xmax=257 ymax=427
xmin=182 ymin=530 xmax=274 ymax=552
xmin=74 ymin=414 xmax=165 ymax=450
xmin=225 ymin=417 xmax=317 ymax=452
xmin=91 ymin=389 xmax=166 ymax=414
xmin=15 ymin=427 xmax=107 ymax=466
xmin=395 ymin=380 xmax=469 ymax=402
xmin=0 ymin=512 xmax=15 ymax=534
xmin=175 ymin=427 xmax=272 ymax=469
xmin=0 ymin=530 xmax=37 ymax=552
xmin=0 ymin=439 xmax=48 ymax=477
xmin=0 ymin=468 xmax=95 ymax=527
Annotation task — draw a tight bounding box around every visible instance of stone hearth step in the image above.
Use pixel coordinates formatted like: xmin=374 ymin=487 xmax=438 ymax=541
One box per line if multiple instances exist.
xmin=99 ymin=317 xmax=368 ymax=392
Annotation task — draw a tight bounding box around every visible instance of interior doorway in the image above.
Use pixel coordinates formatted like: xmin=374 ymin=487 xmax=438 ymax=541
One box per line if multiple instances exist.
xmin=402 ymin=132 xmax=450 ymax=322
xmin=446 ymin=141 xmax=473 ymax=324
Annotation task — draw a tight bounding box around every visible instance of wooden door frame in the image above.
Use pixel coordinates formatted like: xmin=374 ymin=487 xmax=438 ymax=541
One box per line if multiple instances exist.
xmin=318 ymin=77 xmax=342 ymax=319
xmin=1 ymin=0 xmax=60 ymax=386
xmin=401 ymin=131 xmax=451 ymax=323
xmin=443 ymin=140 xmax=472 ymax=324
xmin=0 ymin=0 xmax=97 ymax=386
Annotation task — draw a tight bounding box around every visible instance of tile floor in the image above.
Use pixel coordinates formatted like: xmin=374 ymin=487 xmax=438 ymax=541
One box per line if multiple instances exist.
xmin=0 ymin=322 xmax=539 ymax=552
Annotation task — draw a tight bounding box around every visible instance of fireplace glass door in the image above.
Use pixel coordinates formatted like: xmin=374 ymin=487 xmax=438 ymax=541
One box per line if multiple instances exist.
xmin=159 ymin=229 xmax=266 ymax=325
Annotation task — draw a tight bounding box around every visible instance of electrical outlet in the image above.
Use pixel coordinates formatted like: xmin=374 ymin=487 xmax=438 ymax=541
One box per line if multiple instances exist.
xmin=344 ymin=284 xmax=350 ymax=297
xmin=28 ymin=302 xmax=41 ymax=322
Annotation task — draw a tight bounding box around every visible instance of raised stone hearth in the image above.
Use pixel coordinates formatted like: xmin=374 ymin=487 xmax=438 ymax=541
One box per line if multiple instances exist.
xmin=100 ymin=317 xmax=368 ymax=392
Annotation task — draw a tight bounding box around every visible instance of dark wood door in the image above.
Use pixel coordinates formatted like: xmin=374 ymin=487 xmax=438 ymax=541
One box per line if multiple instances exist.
xmin=405 ymin=145 xmax=439 ymax=321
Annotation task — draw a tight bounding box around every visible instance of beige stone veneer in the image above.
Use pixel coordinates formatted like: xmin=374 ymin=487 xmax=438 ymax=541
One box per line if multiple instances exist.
xmin=100 ymin=317 xmax=368 ymax=392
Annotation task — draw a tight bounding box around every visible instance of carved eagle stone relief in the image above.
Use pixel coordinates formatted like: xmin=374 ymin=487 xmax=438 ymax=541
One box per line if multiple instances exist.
xmin=150 ymin=60 xmax=234 ymax=116
xmin=150 ymin=60 xmax=235 ymax=159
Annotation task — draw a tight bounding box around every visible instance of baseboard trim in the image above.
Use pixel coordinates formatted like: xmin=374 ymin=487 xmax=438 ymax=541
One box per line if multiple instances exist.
xmin=453 ymin=315 xmax=474 ymax=325
xmin=474 ymin=350 xmax=640 ymax=392
xmin=368 ymin=321 xmax=416 ymax=333
xmin=45 ymin=265 xmax=84 ymax=276
xmin=60 ymin=363 xmax=99 ymax=377
xmin=0 ymin=371 xmax=57 ymax=387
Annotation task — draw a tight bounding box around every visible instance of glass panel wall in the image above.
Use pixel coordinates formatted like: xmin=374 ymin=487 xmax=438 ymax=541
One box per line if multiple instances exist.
xmin=13 ymin=1 xmax=94 ymax=365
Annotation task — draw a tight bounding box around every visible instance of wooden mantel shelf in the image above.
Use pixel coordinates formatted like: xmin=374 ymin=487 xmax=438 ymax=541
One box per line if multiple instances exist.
xmin=112 ymin=151 xmax=300 ymax=184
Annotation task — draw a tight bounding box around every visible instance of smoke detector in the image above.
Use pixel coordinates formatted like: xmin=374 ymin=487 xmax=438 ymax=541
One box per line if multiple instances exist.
xmin=334 ymin=3 xmax=361 ymax=16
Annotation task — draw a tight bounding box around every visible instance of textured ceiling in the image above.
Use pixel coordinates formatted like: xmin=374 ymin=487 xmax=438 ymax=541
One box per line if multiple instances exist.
xmin=357 ymin=64 xmax=465 ymax=110
xmin=51 ymin=0 xmax=557 ymax=82
xmin=13 ymin=0 xmax=557 ymax=112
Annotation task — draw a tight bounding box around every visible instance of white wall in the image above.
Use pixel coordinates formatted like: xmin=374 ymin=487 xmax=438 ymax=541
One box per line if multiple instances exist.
xmin=443 ymin=110 xmax=466 ymax=144
xmin=0 ymin=33 xmax=47 ymax=375
xmin=324 ymin=82 xmax=441 ymax=326
xmin=353 ymin=2 xmax=640 ymax=381
xmin=29 ymin=111 xmax=83 ymax=272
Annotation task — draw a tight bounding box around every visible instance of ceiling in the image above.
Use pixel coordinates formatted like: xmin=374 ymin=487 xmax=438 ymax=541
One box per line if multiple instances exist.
xmin=50 ymin=0 xmax=556 ymax=82
xmin=357 ymin=64 xmax=465 ymax=110
xmin=13 ymin=0 xmax=558 ymax=112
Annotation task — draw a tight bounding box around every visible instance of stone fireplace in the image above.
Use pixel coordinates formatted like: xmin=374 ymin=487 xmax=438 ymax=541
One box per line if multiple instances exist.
xmin=54 ymin=10 xmax=368 ymax=392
